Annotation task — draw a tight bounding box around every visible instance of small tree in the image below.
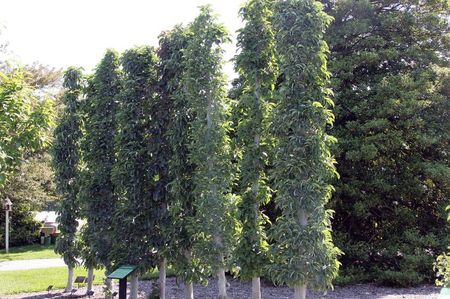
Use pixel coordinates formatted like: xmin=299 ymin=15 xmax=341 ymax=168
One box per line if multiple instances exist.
xmin=269 ymin=1 xmax=341 ymax=298
xmin=233 ymin=1 xmax=278 ymax=298
xmin=79 ymin=49 xmax=120 ymax=292
xmin=183 ymin=6 xmax=236 ymax=298
xmin=52 ymin=67 xmax=83 ymax=292
xmin=111 ymin=46 xmax=160 ymax=299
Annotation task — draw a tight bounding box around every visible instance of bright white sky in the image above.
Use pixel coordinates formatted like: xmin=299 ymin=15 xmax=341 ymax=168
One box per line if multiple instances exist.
xmin=0 ymin=0 xmax=244 ymax=78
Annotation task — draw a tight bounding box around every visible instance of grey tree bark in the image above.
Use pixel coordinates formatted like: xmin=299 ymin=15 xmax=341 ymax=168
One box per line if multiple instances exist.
xmin=65 ymin=265 xmax=74 ymax=292
xmin=86 ymin=266 xmax=94 ymax=293
xmin=129 ymin=274 xmax=138 ymax=299
xmin=294 ymin=209 xmax=308 ymax=299
xmin=159 ymin=258 xmax=166 ymax=299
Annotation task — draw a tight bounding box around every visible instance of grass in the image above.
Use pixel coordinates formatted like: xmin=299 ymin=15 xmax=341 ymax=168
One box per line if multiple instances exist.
xmin=141 ymin=267 xmax=175 ymax=280
xmin=0 ymin=244 xmax=59 ymax=262
xmin=0 ymin=267 xmax=106 ymax=295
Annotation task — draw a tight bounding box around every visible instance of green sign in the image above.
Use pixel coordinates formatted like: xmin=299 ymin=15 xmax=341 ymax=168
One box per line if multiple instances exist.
xmin=107 ymin=265 xmax=137 ymax=280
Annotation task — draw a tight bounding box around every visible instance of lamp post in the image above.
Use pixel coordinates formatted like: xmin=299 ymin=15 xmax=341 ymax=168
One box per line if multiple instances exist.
xmin=3 ymin=198 xmax=12 ymax=253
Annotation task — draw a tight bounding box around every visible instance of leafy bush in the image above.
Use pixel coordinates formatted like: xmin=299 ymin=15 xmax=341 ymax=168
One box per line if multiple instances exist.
xmin=434 ymin=253 xmax=450 ymax=287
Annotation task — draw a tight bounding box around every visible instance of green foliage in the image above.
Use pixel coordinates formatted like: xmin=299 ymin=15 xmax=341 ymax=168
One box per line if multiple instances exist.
xmin=79 ymin=49 xmax=120 ymax=270
xmin=182 ymin=5 xmax=236 ymax=275
xmin=52 ymin=67 xmax=83 ymax=268
xmin=0 ymin=69 xmax=54 ymax=188
xmin=268 ymin=0 xmax=341 ymax=290
xmin=233 ymin=0 xmax=278 ymax=281
xmin=0 ymin=153 xmax=56 ymax=247
xmin=325 ymin=0 xmax=450 ymax=285
xmin=435 ymin=253 xmax=450 ymax=288
xmin=434 ymin=205 xmax=450 ymax=288
xmin=111 ymin=46 xmax=161 ymax=274
xmin=159 ymin=25 xmax=209 ymax=284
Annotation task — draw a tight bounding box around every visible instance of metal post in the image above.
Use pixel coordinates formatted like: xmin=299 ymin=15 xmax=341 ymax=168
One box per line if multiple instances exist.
xmin=119 ymin=277 xmax=127 ymax=299
xmin=5 ymin=209 xmax=9 ymax=253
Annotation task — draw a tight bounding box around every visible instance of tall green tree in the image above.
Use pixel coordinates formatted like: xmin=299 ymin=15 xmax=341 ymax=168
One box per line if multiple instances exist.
xmin=324 ymin=0 xmax=450 ymax=285
xmin=52 ymin=67 xmax=83 ymax=292
xmin=111 ymin=46 xmax=160 ymax=299
xmin=269 ymin=0 xmax=341 ymax=298
xmin=142 ymin=36 xmax=177 ymax=299
xmin=159 ymin=26 xmax=206 ymax=299
xmin=78 ymin=49 xmax=120 ymax=292
xmin=233 ymin=1 xmax=277 ymax=298
xmin=183 ymin=6 xmax=236 ymax=298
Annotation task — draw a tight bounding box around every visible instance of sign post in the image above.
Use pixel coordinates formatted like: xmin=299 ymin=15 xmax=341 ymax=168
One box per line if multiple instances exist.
xmin=3 ymin=198 xmax=12 ymax=253
xmin=107 ymin=265 xmax=137 ymax=299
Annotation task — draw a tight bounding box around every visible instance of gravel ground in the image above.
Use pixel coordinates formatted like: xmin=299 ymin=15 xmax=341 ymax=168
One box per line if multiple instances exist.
xmin=3 ymin=276 xmax=440 ymax=299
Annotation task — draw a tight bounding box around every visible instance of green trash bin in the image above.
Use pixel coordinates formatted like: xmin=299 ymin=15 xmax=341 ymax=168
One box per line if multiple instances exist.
xmin=44 ymin=236 xmax=51 ymax=245
xmin=50 ymin=235 xmax=57 ymax=245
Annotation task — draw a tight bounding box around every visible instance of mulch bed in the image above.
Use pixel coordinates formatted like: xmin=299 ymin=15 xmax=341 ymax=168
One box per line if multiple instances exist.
xmin=3 ymin=276 xmax=440 ymax=299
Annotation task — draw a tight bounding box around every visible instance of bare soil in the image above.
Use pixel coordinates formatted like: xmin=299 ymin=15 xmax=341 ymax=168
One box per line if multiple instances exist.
xmin=3 ymin=276 xmax=440 ymax=299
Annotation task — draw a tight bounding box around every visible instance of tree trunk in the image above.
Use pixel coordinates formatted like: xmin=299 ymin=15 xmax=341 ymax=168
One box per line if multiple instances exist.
xmin=129 ymin=274 xmax=138 ymax=299
xmin=217 ymin=266 xmax=228 ymax=299
xmin=182 ymin=250 xmax=194 ymax=299
xmin=104 ymin=272 xmax=113 ymax=299
xmin=86 ymin=266 xmax=94 ymax=293
xmin=184 ymin=281 xmax=194 ymax=299
xmin=65 ymin=265 xmax=74 ymax=292
xmin=294 ymin=284 xmax=306 ymax=299
xmin=251 ymin=277 xmax=261 ymax=299
xmin=252 ymin=134 xmax=261 ymax=299
xmin=159 ymin=258 xmax=166 ymax=299
xmin=295 ymin=209 xmax=308 ymax=299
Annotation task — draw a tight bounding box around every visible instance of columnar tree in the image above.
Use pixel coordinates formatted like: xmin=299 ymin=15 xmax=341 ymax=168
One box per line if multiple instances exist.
xmin=52 ymin=67 xmax=83 ymax=292
xmin=111 ymin=47 xmax=160 ymax=299
xmin=159 ymin=26 xmax=205 ymax=299
xmin=233 ymin=1 xmax=277 ymax=298
xmin=269 ymin=1 xmax=341 ymax=298
xmin=183 ymin=6 xmax=235 ymax=298
xmin=324 ymin=0 xmax=450 ymax=285
xmin=141 ymin=39 xmax=178 ymax=299
xmin=78 ymin=49 xmax=120 ymax=291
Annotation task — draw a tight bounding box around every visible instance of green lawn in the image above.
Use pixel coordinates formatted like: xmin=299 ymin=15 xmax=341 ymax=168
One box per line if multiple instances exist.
xmin=0 ymin=267 xmax=106 ymax=295
xmin=0 ymin=244 xmax=58 ymax=262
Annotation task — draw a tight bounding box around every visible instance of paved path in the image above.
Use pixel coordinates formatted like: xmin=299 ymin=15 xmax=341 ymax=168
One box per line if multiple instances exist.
xmin=0 ymin=258 xmax=65 ymax=271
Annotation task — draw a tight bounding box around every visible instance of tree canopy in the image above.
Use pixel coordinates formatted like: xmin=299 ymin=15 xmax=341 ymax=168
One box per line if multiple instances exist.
xmin=0 ymin=69 xmax=54 ymax=188
xmin=325 ymin=0 xmax=450 ymax=285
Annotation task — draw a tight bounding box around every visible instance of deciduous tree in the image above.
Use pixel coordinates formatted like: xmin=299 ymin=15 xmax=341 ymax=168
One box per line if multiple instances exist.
xmin=183 ymin=6 xmax=236 ymax=298
xmin=159 ymin=26 xmax=206 ymax=299
xmin=52 ymin=67 xmax=83 ymax=292
xmin=269 ymin=1 xmax=341 ymax=298
xmin=78 ymin=49 xmax=120 ymax=292
xmin=0 ymin=70 xmax=54 ymax=188
xmin=111 ymin=46 xmax=160 ymax=299
xmin=233 ymin=1 xmax=277 ymax=298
